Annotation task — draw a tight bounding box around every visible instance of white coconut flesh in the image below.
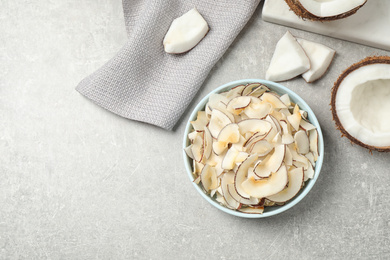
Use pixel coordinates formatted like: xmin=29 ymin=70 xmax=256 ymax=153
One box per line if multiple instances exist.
xmin=186 ymin=83 xmax=320 ymax=213
xmin=335 ymin=64 xmax=390 ymax=148
xmin=265 ymin=31 xmax=310 ymax=82
xmin=298 ymin=0 xmax=367 ymax=18
xmin=297 ymin=38 xmax=335 ymax=83
xmin=163 ymin=8 xmax=209 ymax=54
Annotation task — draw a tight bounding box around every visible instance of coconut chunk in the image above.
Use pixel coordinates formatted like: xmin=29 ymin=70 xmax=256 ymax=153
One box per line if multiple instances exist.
xmin=244 ymin=102 xmax=272 ymax=119
xmin=222 ymin=147 xmax=239 ymax=170
xmin=200 ymin=164 xmax=218 ymax=192
xmin=253 ymin=144 xmax=286 ymax=178
xmin=284 ymin=145 xmax=293 ymax=166
xmin=300 ymin=119 xmax=316 ymax=132
xmin=208 ymin=109 xmax=233 ymax=138
xmin=241 ymin=83 xmax=262 ymax=96
xmin=226 ymin=85 xmax=246 ymax=99
xmin=261 ymin=93 xmax=288 ymax=109
xmin=184 ymin=145 xmax=194 ymax=160
xmin=203 ymin=126 xmax=213 ymax=159
xmin=208 ymin=93 xmax=229 ymax=110
xmin=248 ymin=140 xmax=274 ymax=156
xmin=228 ymin=184 xmax=259 ymax=205
xmin=237 ymin=119 xmax=272 ymax=136
xmin=191 ymin=132 xmax=204 ymax=162
xmin=190 ymin=111 xmax=209 ymax=131
xmin=238 ymin=206 xmax=264 ymax=214
xmin=294 ymin=130 xmax=310 ymax=154
xmin=163 ymin=8 xmax=209 ymax=54
xmin=280 ymin=120 xmax=294 ymax=145
xmin=242 ymin=164 xmax=288 ymax=199
xmin=305 ymin=152 xmax=316 ymax=167
xmin=234 ymin=154 xmax=259 ymax=199
xmin=280 ymin=94 xmax=291 ymax=107
xmin=265 ymin=31 xmax=310 ymax=82
xmin=304 ymin=162 xmax=315 ymax=181
xmin=221 ymin=171 xmax=241 ymax=209
xmin=267 ymin=167 xmax=304 ymax=203
xmin=309 ymin=129 xmax=319 ymax=160
xmin=226 ymin=96 xmax=252 ymax=115
xmin=287 ymin=104 xmax=302 ymax=132
xmin=297 ymin=38 xmax=336 ymax=83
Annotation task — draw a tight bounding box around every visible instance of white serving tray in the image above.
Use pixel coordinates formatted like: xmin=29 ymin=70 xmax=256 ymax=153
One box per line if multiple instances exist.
xmin=262 ymin=0 xmax=390 ymax=51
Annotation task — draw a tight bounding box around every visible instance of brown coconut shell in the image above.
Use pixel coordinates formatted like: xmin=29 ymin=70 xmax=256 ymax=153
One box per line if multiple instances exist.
xmin=284 ymin=0 xmax=367 ymax=22
xmin=331 ymin=56 xmax=390 ymax=152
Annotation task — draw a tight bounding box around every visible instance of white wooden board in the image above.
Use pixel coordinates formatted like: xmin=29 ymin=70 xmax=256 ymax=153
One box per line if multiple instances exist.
xmin=262 ymin=0 xmax=390 ymax=51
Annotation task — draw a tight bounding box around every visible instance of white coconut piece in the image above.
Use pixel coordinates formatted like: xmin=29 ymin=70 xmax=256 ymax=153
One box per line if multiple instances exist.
xmin=304 ymin=162 xmax=315 ymax=181
xmin=234 ymin=154 xmax=259 ymax=199
xmin=305 ymin=152 xmax=316 ymax=167
xmin=227 ymin=184 xmax=259 ymax=205
xmin=309 ymin=129 xmax=319 ymax=160
xmin=222 ymin=147 xmax=239 ymax=170
xmin=191 ymin=132 xmax=204 ymax=162
xmin=221 ymin=171 xmax=241 ymax=209
xmin=184 ymin=145 xmax=194 ymax=160
xmin=296 ymin=38 xmax=336 ymax=83
xmin=242 ymin=164 xmax=288 ymax=199
xmin=208 ymin=109 xmax=232 ymax=138
xmin=266 ymin=167 xmax=304 ymax=203
xmin=297 ymin=0 xmax=367 ymax=18
xmin=212 ymin=123 xmax=240 ymax=155
xmin=237 ymin=119 xmax=272 ymax=136
xmin=284 ymin=145 xmax=293 ymax=166
xmin=237 ymin=206 xmax=264 ymax=214
xmin=287 ymin=104 xmax=302 ymax=132
xmin=200 ymin=164 xmax=218 ymax=192
xmin=261 ymin=93 xmax=288 ymax=109
xmin=265 ymin=31 xmax=310 ymax=82
xmin=207 ymin=93 xmax=229 ymax=110
xmin=280 ymin=94 xmax=291 ymax=107
xmin=203 ymin=126 xmax=213 ymax=159
xmin=163 ymin=8 xmax=209 ymax=54
xmin=248 ymin=140 xmax=274 ymax=156
xmin=300 ymin=119 xmax=316 ymax=132
xmin=253 ymin=144 xmax=286 ymax=178
xmin=244 ymin=102 xmax=272 ymax=119
xmin=294 ymin=130 xmax=310 ymax=154
xmin=280 ymin=120 xmax=294 ymax=145
xmin=241 ymin=83 xmax=261 ymax=96
xmin=226 ymin=96 xmax=252 ymax=115
xmin=190 ymin=111 xmax=209 ymax=131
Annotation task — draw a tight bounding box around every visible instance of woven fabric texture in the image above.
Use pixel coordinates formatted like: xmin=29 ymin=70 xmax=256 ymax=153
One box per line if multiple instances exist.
xmin=76 ymin=0 xmax=260 ymax=130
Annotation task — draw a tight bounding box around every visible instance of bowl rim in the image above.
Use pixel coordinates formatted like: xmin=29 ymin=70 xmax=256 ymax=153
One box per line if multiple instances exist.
xmin=182 ymin=79 xmax=324 ymax=218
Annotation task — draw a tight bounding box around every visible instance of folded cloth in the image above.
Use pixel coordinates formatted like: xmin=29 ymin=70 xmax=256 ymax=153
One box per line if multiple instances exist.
xmin=76 ymin=0 xmax=261 ymax=130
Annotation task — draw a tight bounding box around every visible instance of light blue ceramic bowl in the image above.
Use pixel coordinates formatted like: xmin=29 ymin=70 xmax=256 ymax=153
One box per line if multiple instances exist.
xmin=183 ymin=79 xmax=324 ymax=218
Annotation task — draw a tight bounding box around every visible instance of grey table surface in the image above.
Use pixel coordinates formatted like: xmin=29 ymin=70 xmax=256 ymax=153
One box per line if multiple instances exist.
xmin=1 ymin=1 xmax=390 ymax=259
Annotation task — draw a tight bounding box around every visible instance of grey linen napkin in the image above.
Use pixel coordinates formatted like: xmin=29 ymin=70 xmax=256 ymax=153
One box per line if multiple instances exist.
xmin=76 ymin=0 xmax=261 ymax=130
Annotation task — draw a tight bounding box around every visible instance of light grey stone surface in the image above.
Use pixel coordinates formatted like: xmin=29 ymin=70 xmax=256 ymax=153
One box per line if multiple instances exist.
xmin=1 ymin=1 xmax=389 ymax=259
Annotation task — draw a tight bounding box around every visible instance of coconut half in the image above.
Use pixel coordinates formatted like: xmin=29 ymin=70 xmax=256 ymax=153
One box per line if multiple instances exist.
xmin=331 ymin=56 xmax=390 ymax=152
xmin=285 ymin=0 xmax=367 ymax=21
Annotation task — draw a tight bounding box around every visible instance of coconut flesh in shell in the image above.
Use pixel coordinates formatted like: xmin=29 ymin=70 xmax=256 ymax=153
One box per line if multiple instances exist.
xmin=331 ymin=56 xmax=390 ymax=152
xmin=285 ymin=0 xmax=367 ymax=21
